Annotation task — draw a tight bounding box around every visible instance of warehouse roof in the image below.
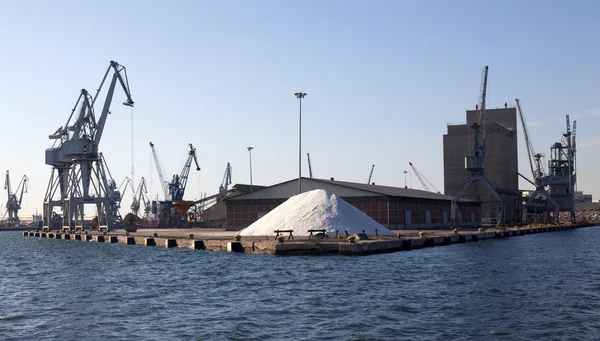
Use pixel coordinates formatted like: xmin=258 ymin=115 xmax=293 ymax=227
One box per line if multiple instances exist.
xmin=225 ymin=177 xmax=456 ymax=201
xmin=311 ymin=178 xmax=452 ymax=200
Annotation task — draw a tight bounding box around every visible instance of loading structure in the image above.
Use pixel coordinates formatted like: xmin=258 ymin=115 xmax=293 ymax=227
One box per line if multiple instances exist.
xmin=43 ymin=60 xmax=134 ymax=231
xmin=541 ymin=115 xmax=576 ymax=222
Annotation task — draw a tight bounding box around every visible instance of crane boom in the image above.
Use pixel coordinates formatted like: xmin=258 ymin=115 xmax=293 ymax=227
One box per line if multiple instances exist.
xmin=478 ymin=66 xmax=489 ymax=164
xmin=516 ymin=98 xmax=542 ymax=185
xmin=307 ymin=153 xmax=313 ymax=179
xmin=17 ymin=175 xmax=28 ymax=206
xmin=174 ymin=143 xmax=200 ymax=201
xmin=218 ymin=163 xmax=232 ymax=201
xmin=149 ymin=142 xmax=169 ymax=200
xmin=4 ymin=171 xmax=11 ymax=199
xmin=409 ymin=162 xmax=439 ymax=193
xmin=367 ymin=165 xmax=375 ymax=184
xmin=94 ymin=61 xmax=134 ymax=147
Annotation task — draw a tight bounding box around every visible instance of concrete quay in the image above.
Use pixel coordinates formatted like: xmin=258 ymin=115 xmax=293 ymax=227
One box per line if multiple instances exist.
xmin=23 ymin=224 xmax=594 ymax=256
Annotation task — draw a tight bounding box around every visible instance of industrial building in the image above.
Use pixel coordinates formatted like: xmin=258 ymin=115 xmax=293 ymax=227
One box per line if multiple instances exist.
xmin=224 ymin=177 xmax=480 ymax=230
xmin=443 ymin=107 xmax=519 ymax=224
xmin=574 ymin=191 xmax=593 ymax=203
xmin=196 ymin=184 xmax=266 ymax=227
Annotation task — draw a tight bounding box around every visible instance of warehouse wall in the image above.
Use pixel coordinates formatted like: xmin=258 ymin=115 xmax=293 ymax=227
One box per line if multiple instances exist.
xmin=226 ymin=196 xmax=480 ymax=230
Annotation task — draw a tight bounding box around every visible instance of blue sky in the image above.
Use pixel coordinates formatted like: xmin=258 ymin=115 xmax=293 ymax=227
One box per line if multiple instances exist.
xmin=0 ymin=0 xmax=598 ymax=216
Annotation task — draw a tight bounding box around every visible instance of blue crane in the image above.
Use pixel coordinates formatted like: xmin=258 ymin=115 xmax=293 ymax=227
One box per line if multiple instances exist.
xmin=150 ymin=142 xmax=200 ymax=201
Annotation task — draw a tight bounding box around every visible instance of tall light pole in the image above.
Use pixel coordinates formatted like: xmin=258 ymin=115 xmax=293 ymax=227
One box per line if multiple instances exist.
xmin=247 ymin=146 xmax=254 ymax=192
xmin=294 ymin=92 xmax=307 ymax=194
xmin=403 ymin=170 xmax=408 ymax=188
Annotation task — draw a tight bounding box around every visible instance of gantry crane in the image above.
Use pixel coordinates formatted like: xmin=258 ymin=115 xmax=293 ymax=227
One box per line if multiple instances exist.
xmin=367 ymin=165 xmax=375 ymax=184
xmin=4 ymin=171 xmax=28 ymax=226
xmin=307 ymin=153 xmax=313 ymax=179
xmin=43 ymin=60 xmax=134 ymax=231
xmin=516 ymin=98 xmax=559 ymax=223
xmin=218 ymin=163 xmax=232 ymax=201
xmin=408 ymin=162 xmax=440 ymax=193
xmin=452 ymin=66 xmax=504 ymax=227
xmin=149 ymin=142 xmax=200 ymax=201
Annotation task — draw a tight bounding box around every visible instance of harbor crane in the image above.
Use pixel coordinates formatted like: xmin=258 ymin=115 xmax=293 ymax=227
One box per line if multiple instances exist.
xmin=130 ymin=177 xmax=151 ymax=218
xmin=217 ymin=163 xmax=232 ymax=201
xmin=307 ymin=153 xmax=313 ymax=179
xmin=409 ymin=162 xmax=440 ymax=193
xmin=149 ymin=142 xmax=169 ymax=200
xmin=367 ymin=165 xmax=375 ymax=184
xmin=43 ymin=60 xmax=134 ymax=231
xmin=149 ymin=142 xmax=200 ymax=201
xmin=4 ymin=171 xmax=28 ymax=226
xmin=516 ymin=98 xmax=559 ymax=223
xmin=452 ymin=66 xmax=504 ymax=227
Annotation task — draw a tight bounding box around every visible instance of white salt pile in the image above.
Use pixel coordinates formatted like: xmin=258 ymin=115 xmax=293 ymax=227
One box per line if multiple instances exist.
xmin=238 ymin=189 xmax=396 ymax=237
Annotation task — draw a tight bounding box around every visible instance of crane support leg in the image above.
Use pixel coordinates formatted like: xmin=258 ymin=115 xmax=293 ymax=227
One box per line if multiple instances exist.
xmin=452 ymin=174 xmax=504 ymax=227
xmin=525 ymin=187 xmax=560 ymax=224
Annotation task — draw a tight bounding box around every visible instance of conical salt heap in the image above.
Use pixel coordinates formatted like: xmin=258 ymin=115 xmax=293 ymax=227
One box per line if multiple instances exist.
xmin=239 ymin=189 xmax=396 ymax=237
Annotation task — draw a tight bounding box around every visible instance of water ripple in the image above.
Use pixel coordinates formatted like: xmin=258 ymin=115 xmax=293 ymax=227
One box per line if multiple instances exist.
xmin=2 ymin=228 xmax=600 ymax=340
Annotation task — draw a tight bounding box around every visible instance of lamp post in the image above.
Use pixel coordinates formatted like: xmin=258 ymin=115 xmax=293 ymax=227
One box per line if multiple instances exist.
xmin=403 ymin=170 xmax=408 ymax=188
xmin=294 ymin=91 xmax=307 ymax=194
xmin=247 ymin=146 xmax=254 ymax=192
